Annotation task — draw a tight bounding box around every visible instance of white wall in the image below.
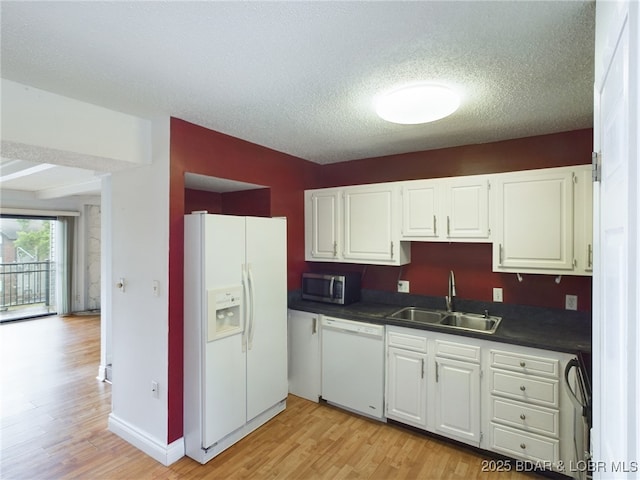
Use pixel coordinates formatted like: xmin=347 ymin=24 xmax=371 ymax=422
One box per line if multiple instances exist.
xmin=107 ymin=116 xmax=178 ymax=464
xmin=1 ymin=80 xmax=177 ymax=462
xmin=1 ymin=79 xmax=151 ymax=170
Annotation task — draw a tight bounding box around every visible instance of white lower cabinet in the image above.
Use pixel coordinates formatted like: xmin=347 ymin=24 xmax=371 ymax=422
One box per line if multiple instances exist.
xmin=384 ymin=325 xmax=580 ymax=478
xmin=434 ymin=343 xmax=481 ymax=447
xmin=486 ymin=344 xmax=577 ymax=477
xmin=287 ymin=309 xmax=321 ymax=402
xmin=385 ymin=327 xmax=482 ymax=447
xmin=386 ymin=329 xmax=428 ymax=429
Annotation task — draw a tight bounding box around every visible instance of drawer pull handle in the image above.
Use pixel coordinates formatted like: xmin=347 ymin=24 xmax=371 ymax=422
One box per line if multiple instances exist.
xmin=520 ymin=443 xmax=526 ymax=450
xmin=520 ymin=361 xmax=526 ymax=367
xmin=520 ymin=413 xmax=526 ymax=420
xmin=520 ymin=385 xmax=526 ymax=391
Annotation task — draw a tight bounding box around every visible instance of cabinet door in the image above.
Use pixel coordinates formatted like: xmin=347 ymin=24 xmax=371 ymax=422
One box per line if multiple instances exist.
xmin=343 ymin=184 xmax=403 ymax=263
xmin=494 ymin=169 xmax=574 ymax=272
xmin=386 ymin=346 xmax=428 ymax=429
xmin=444 ymin=177 xmax=490 ymax=240
xmin=400 ymin=180 xmax=439 ymax=239
xmin=305 ymin=189 xmax=341 ymax=261
xmin=434 ymin=356 xmax=481 ymax=446
xmin=287 ymin=310 xmax=321 ymax=402
xmin=574 ymin=166 xmax=593 ymax=273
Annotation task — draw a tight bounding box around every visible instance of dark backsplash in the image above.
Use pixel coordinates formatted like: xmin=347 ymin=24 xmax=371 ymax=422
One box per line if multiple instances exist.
xmin=289 ymin=288 xmax=591 ymax=325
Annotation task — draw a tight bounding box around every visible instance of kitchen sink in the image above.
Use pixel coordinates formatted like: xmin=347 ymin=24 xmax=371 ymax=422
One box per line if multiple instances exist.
xmin=387 ymin=306 xmax=446 ymax=324
xmin=387 ymin=307 xmax=502 ymax=334
xmin=439 ymin=312 xmax=502 ymax=334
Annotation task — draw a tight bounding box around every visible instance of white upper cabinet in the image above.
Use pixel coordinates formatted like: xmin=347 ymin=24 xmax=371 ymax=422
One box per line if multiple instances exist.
xmin=305 ymin=188 xmax=342 ymax=261
xmin=343 ymin=183 xmax=409 ymax=265
xmin=401 ymin=180 xmax=440 ymax=239
xmin=493 ymin=165 xmax=592 ymax=275
xmin=305 ymin=183 xmax=410 ymax=265
xmin=444 ymin=176 xmax=491 ymax=240
xmin=400 ymin=175 xmax=491 ymax=242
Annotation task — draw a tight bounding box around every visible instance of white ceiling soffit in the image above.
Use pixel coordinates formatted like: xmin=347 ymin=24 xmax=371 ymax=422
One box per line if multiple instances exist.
xmin=0 ymin=158 xmax=101 ymax=198
xmin=0 ymin=1 xmax=595 ymax=167
xmin=184 ymin=173 xmax=266 ymax=194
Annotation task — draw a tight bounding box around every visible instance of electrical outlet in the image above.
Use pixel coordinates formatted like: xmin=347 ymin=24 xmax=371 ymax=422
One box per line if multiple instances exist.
xmin=151 ymin=381 xmax=159 ymax=399
xmin=493 ymin=287 xmax=503 ymax=302
xmin=565 ymin=294 xmax=578 ymax=311
xmin=397 ymin=280 xmax=410 ymax=293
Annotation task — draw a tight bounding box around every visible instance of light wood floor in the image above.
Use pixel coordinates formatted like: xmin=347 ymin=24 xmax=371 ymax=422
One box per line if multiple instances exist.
xmin=0 ymin=315 xmax=541 ymax=479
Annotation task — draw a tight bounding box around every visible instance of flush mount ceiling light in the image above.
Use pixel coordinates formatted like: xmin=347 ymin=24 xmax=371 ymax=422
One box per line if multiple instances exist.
xmin=375 ymin=83 xmax=460 ymax=125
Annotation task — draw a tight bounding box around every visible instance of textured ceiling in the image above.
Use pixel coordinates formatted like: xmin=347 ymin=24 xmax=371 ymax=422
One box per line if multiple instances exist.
xmin=0 ymin=1 xmax=595 ymax=195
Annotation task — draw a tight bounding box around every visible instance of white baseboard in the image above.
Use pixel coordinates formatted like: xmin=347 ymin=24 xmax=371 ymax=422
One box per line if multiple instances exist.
xmin=108 ymin=413 xmax=185 ymax=466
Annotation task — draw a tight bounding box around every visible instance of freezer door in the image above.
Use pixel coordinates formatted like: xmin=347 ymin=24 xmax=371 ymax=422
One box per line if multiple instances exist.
xmin=203 ymin=333 xmax=247 ymax=448
xmin=245 ymin=216 xmax=288 ymax=421
xmin=203 ymin=214 xmax=245 ymax=288
xmin=201 ymin=215 xmax=247 ymax=446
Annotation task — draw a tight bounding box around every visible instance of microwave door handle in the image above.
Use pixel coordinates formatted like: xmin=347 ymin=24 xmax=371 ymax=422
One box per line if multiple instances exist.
xmin=329 ymin=277 xmax=335 ymax=299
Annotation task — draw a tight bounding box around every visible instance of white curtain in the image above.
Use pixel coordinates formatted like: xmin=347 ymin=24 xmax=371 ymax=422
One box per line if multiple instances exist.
xmin=56 ymin=216 xmax=75 ymax=315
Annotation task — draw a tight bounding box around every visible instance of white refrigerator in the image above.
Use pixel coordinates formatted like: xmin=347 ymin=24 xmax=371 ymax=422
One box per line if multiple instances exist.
xmin=184 ymin=213 xmax=288 ymax=464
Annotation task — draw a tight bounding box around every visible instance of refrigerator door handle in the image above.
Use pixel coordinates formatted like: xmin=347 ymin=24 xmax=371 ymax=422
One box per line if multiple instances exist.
xmin=241 ymin=264 xmax=249 ymax=352
xmin=247 ymin=264 xmax=256 ymax=349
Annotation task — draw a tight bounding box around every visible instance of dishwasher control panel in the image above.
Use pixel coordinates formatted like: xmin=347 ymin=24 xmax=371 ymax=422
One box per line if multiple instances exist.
xmin=322 ymin=317 xmax=384 ymax=337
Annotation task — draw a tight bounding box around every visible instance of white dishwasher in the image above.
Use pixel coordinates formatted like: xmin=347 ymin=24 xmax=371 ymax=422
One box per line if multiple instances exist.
xmin=321 ymin=316 xmax=385 ymax=420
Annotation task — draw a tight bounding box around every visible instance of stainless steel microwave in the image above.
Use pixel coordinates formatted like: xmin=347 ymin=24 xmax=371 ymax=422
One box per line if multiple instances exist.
xmin=301 ymin=272 xmax=361 ymax=305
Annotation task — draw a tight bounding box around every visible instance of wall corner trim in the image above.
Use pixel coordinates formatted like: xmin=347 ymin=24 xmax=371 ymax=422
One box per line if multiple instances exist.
xmin=108 ymin=414 xmax=185 ymax=466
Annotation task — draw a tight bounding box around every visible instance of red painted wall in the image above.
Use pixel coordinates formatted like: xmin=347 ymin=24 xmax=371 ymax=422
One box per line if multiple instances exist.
xmin=184 ymin=188 xmax=222 ymax=214
xmin=320 ymin=129 xmax=593 ymax=186
xmin=222 ymin=189 xmax=272 ymax=217
xmin=168 ymin=120 xmax=592 ymax=442
xmin=185 ymin=187 xmax=271 ymax=217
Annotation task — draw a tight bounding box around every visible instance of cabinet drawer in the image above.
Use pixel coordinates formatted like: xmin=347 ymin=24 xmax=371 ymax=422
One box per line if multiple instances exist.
xmin=387 ymin=331 xmax=427 ymax=353
xmin=435 ymin=339 xmax=481 ymax=363
xmin=490 ymin=350 xmax=559 ymax=378
xmin=491 ymin=397 xmax=559 ymax=438
xmin=491 ymin=369 xmax=559 ymax=407
xmin=491 ymin=423 xmax=560 ymax=465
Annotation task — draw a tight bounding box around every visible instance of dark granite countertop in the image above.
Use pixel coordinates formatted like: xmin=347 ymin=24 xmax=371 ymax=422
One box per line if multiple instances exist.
xmin=288 ymin=290 xmax=591 ymax=355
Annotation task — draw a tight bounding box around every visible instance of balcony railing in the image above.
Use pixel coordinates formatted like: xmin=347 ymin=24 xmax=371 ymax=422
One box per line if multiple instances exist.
xmin=0 ymin=261 xmax=53 ymax=310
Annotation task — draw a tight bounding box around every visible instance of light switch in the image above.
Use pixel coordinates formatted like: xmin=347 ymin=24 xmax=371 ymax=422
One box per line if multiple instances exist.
xmin=152 ymin=280 xmax=160 ymax=297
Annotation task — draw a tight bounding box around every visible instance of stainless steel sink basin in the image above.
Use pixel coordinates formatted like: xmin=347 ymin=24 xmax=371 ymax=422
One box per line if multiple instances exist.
xmin=387 ymin=306 xmax=502 ymax=334
xmin=387 ymin=306 xmax=446 ymax=324
xmin=439 ymin=312 xmax=502 ymax=334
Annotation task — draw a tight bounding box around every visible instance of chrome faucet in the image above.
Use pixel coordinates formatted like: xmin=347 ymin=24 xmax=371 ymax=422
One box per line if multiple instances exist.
xmin=445 ymin=270 xmax=456 ymax=312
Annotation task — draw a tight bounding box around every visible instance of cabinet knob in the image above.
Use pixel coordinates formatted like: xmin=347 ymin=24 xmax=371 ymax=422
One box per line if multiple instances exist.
xmin=519 ymin=361 xmax=526 ymax=367
xmin=520 ymin=443 xmax=527 ymax=450
xmin=520 ymin=385 xmax=526 ymax=392
xmin=520 ymin=413 xmax=526 ymax=420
